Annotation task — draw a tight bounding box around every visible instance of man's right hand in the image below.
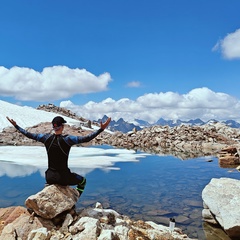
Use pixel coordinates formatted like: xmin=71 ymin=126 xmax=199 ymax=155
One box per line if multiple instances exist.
xmin=6 ymin=116 xmax=17 ymax=126
xmin=100 ymin=117 xmax=111 ymax=130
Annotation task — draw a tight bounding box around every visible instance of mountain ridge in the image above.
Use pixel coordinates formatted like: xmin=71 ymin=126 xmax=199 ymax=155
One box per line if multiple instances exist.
xmin=36 ymin=103 xmax=240 ymax=133
xmin=2 ymin=100 xmax=239 ymax=134
xmin=37 ymin=103 xmax=240 ymax=133
xmin=97 ymin=115 xmax=240 ymax=133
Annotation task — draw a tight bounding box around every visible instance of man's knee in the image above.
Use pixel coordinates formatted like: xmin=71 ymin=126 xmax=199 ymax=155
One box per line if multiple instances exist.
xmin=79 ymin=177 xmax=86 ymax=187
xmin=76 ymin=177 xmax=86 ymax=194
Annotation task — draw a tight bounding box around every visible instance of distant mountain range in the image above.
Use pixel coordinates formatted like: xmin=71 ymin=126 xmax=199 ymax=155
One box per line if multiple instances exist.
xmin=97 ymin=116 xmax=240 ymax=133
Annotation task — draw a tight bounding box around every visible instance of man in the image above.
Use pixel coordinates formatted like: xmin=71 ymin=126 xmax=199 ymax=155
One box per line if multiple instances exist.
xmin=6 ymin=116 xmax=111 ymax=197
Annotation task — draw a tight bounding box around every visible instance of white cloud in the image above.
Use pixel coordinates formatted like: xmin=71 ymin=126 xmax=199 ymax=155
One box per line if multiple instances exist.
xmin=0 ymin=66 xmax=112 ymax=101
xmin=213 ymin=28 xmax=240 ymax=59
xmin=126 ymin=81 xmax=141 ymax=88
xmin=60 ymin=87 xmax=240 ymax=123
xmin=137 ymin=91 xmax=182 ymax=108
xmin=2 ymin=85 xmax=238 ymax=125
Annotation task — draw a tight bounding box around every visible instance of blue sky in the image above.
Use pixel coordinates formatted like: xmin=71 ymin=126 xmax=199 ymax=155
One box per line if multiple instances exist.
xmin=1 ymin=0 xmax=240 ymax=123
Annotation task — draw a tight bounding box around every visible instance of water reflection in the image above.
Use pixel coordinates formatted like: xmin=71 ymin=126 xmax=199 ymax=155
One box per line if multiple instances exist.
xmin=0 ymin=145 xmax=149 ymax=177
xmin=0 ymin=161 xmax=40 ymax=177
xmin=132 ymin=146 xmax=220 ymax=160
xmin=0 ymin=145 xmax=239 ymax=239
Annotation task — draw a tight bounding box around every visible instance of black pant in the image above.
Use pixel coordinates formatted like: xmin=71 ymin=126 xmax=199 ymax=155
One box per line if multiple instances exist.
xmin=45 ymin=168 xmax=85 ymax=186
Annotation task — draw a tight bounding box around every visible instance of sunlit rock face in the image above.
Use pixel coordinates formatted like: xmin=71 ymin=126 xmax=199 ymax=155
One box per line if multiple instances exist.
xmin=202 ymin=177 xmax=240 ymax=239
xmin=25 ymin=184 xmax=80 ymax=219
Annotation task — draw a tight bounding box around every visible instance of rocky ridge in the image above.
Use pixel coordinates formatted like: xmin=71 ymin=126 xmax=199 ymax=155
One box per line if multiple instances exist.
xmin=102 ymin=122 xmax=240 ymax=159
xmin=2 ymin=118 xmax=240 ymax=162
xmin=37 ymin=104 xmax=86 ymax=122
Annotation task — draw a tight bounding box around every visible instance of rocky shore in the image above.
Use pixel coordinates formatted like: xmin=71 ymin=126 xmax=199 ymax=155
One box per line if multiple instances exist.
xmin=0 ymin=185 xmax=193 ymax=240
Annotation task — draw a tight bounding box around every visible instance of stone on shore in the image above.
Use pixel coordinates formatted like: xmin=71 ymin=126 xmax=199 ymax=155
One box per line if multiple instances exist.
xmin=202 ymin=177 xmax=240 ymax=239
xmin=0 ymin=185 xmax=194 ymax=240
xmin=218 ymin=146 xmax=240 ymax=167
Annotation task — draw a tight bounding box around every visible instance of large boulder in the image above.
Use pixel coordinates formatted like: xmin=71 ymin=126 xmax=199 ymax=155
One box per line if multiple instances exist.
xmin=25 ymin=184 xmax=79 ymax=219
xmin=202 ymin=178 xmax=240 ymax=239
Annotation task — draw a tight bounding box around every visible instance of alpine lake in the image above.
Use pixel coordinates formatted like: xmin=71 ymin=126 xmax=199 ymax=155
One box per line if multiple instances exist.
xmin=1 ymin=144 xmax=240 ymax=240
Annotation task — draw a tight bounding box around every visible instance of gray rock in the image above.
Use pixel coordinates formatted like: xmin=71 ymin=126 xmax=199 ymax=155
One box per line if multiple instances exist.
xmin=71 ymin=217 xmax=101 ymax=240
xmin=98 ymin=229 xmax=119 ymax=240
xmin=27 ymin=227 xmax=48 ymax=240
xmin=202 ymin=177 xmax=240 ymax=238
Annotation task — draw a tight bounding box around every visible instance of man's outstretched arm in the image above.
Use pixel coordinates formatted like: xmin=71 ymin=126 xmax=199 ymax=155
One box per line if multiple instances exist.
xmin=6 ymin=116 xmax=17 ymax=126
xmin=67 ymin=117 xmax=111 ymax=145
xmin=6 ymin=116 xmax=48 ymax=143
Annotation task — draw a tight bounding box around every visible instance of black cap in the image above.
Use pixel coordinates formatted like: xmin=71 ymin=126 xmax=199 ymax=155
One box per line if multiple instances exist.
xmin=52 ymin=116 xmax=67 ymax=128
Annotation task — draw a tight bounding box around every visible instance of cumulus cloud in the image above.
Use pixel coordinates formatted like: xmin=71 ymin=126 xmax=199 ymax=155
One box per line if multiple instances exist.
xmin=0 ymin=65 xmax=112 ymax=101
xmin=213 ymin=28 xmax=240 ymax=59
xmin=60 ymin=87 xmax=240 ymax=123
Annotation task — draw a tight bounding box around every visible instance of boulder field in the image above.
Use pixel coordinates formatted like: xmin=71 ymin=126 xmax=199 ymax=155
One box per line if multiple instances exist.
xmin=0 ymin=185 xmax=193 ymax=240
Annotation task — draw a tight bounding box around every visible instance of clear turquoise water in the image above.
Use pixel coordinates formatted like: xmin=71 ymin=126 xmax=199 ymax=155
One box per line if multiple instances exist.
xmin=0 ymin=145 xmax=239 ymax=239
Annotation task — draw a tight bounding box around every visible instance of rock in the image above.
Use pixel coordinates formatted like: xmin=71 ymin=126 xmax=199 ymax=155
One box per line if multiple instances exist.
xmin=0 ymin=213 xmax=44 ymax=240
xmin=98 ymin=229 xmax=119 ymax=240
xmin=71 ymin=217 xmax=101 ymax=240
xmin=202 ymin=178 xmax=240 ymax=239
xmin=60 ymin=213 xmax=73 ymax=234
xmin=0 ymin=202 xmax=193 ymax=240
xmin=0 ymin=206 xmax=29 ymax=233
xmin=202 ymin=222 xmax=232 ymax=240
xmin=218 ymin=146 xmax=240 ymax=167
xmin=95 ymin=202 xmax=103 ymax=209
xmin=202 ymin=209 xmax=218 ymax=225
xmin=28 ymin=227 xmax=49 ymax=240
xmin=79 ymin=204 xmax=120 ymax=220
xmin=25 ymin=184 xmax=79 ymax=219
